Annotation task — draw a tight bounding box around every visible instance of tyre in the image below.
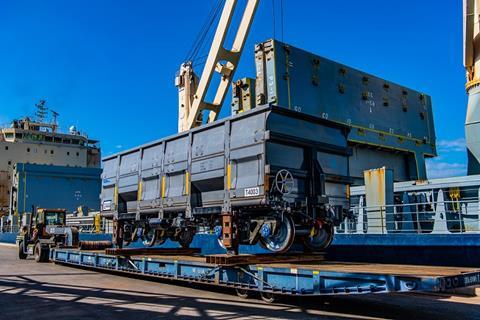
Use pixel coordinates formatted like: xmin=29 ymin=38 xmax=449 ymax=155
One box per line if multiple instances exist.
xmin=18 ymin=241 xmax=27 ymax=260
xmin=34 ymin=243 xmax=49 ymax=263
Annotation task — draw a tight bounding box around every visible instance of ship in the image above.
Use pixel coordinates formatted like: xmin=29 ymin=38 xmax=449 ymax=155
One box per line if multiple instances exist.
xmin=325 ymin=0 xmax=480 ymax=267
xmin=0 ymin=100 xmax=100 ymax=219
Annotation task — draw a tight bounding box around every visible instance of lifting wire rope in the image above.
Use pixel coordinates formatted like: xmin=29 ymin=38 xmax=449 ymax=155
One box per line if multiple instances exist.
xmin=187 ymin=0 xmax=286 ymax=66
xmin=185 ymin=0 xmax=224 ymax=64
xmin=271 ymin=0 xmax=285 ymax=42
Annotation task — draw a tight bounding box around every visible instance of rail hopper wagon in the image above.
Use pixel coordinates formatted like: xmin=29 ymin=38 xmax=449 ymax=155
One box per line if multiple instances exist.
xmin=101 ymin=105 xmax=352 ymax=254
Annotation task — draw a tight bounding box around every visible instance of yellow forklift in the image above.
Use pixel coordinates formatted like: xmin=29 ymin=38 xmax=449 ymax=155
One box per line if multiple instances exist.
xmin=17 ymin=208 xmax=79 ymax=262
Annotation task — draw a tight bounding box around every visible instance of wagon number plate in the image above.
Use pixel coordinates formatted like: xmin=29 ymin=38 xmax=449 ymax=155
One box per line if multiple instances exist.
xmin=244 ymin=187 xmax=260 ymax=197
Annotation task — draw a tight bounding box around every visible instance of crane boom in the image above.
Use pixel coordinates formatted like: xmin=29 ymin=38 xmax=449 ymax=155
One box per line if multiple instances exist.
xmin=176 ymin=0 xmax=260 ymax=132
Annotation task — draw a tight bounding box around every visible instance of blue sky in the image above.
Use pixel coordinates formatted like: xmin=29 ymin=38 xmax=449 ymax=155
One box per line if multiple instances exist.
xmin=0 ymin=0 xmax=467 ymax=178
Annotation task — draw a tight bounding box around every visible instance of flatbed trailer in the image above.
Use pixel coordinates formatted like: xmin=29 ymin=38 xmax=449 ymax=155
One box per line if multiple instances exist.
xmin=50 ymin=248 xmax=480 ymax=302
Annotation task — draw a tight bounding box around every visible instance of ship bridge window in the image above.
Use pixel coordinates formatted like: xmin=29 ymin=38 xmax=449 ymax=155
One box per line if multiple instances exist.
xmin=15 ymin=133 xmax=22 ymax=139
xmin=64 ymin=139 xmax=71 ymax=144
xmin=4 ymin=133 xmax=13 ymax=139
xmin=45 ymin=136 xmax=53 ymax=142
xmin=54 ymin=137 xmax=62 ymax=143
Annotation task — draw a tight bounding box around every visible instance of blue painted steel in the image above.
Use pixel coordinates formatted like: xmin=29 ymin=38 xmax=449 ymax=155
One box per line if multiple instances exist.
xmin=332 ymin=233 xmax=480 ymax=246
xmin=0 ymin=232 xmax=112 ymax=244
xmin=260 ymin=223 xmax=271 ymax=238
xmin=50 ymin=248 xmax=480 ymax=296
xmin=14 ymin=163 xmax=101 ymax=214
xmin=0 ymin=232 xmax=16 ymax=243
xmin=213 ymin=226 xmax=222 ymax=238
xmin=4 ymin=231 xmax=480 ymax=266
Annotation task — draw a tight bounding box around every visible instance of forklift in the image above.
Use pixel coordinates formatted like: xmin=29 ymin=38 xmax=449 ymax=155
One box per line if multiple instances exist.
xmin=17 ymin=207 xmax=79 ymax=262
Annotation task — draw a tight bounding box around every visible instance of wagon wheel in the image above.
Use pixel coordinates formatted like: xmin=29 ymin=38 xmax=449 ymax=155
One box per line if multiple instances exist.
xmin=260 ymin=291 xmax=276 ymax=303
xmin=142 ymin=226 xmax=157 ymax=247
xmin=274 ymin=169 xmax=294 ymax=194
xmin=235 ymin=288 xmax=250 ymax=299
xmin=178 ymin=228 xmax=195 ymax=248
xmin=259 ymin=214 xmax=295 ymax=253
xmin=303 ymin=221 xmax=334 ymax=252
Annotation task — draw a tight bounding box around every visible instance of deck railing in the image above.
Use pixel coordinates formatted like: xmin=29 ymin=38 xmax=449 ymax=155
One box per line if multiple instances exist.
xmin=338 ymin=198 xmax=480 ymax=234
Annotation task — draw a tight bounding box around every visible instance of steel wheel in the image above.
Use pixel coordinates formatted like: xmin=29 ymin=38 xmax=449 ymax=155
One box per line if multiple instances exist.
xmin=235 ymin=288 xmax=250 ymax=299
xmin=155 ymin=230 xmax=167 ymax=246
xmin=259 ymin=214 xmax=295 ymax=253
xmin=142 ymin=227 xmax=157 ymax=247
xmin=260 ymin=291 xmax=276 ymax=303
xmin=304 ymin=222 xmax=334 ymax=252
xmin=178 ymin=229 xmax=195 ymax=248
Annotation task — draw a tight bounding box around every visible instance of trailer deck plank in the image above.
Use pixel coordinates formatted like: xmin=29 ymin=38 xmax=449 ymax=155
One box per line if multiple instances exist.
xmin=261 ymin=261 xmax=479 ymax=277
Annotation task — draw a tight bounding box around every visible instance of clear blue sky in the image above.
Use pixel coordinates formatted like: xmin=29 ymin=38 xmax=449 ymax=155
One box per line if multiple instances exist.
xmin=0 ymin=0 xmax=466 ymax=178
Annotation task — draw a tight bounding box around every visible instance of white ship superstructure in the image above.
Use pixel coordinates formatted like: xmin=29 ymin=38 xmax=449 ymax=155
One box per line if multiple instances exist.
xmin=0 ymin=101 xmax=100 ymax=216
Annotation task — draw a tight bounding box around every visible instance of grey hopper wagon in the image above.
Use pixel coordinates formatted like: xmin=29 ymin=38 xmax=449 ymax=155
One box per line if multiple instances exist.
xmin=101 ymin=105 xmax=351 ymax=253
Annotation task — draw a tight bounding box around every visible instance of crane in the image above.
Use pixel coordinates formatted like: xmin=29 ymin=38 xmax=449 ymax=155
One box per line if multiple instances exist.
xmin=464 ymin=0 xmax=480 ymax=174
xmin=175 ymin=0 xmax=260 ymax=132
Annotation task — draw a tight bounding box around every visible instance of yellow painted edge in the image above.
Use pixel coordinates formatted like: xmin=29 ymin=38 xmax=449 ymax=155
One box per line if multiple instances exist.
xmin=227 ymin=163 xmax=231 ymax=190
xmin=114 ymin=185 xmax=118 ymax=206
xmin=161 ymin=176 xmax=166 ymax=198
xmin=185 ymin=171 xmax=190 ymax=195
xmin=137 ymin=180 xmax=143 ymax=201
xmin=466 ymin=79 xmax=480 ymax=91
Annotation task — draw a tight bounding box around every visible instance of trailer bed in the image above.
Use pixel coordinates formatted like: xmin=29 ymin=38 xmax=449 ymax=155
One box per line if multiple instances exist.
xmin=50 ymin=248 xmax=480 ymax=298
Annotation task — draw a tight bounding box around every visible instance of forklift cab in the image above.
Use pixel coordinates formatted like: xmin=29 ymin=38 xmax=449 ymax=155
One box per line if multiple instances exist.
xmin=31 ymin=209 xmax=66 ymax=234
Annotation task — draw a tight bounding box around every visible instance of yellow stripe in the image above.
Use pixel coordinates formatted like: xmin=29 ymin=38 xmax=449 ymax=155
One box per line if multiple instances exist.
xmin=161 ymin=176 xmax=166 ymax=198
xmin=114 ymin=185 xmax=118 ymax=205
xmin=227 ymin=164 xmax=231 ymax=190
xmin=185 ymin=171 xmax=190 ymax=195
xmin=137 ymin=180 xmax=143 ymax=201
